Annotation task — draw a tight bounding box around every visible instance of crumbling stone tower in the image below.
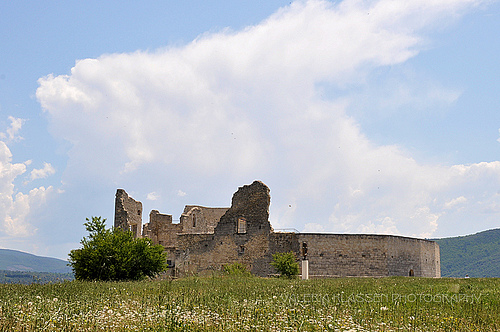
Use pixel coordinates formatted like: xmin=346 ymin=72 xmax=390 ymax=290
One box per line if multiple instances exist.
xmin=114 ymin=189 xmax=142 ymax=238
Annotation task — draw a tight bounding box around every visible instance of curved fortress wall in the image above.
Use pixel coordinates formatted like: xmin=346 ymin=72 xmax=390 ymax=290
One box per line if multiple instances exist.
xmin=297 ymin=234 xmax=440 ymax=278
xmin=114 ymin=181 xmax=440 ymax=278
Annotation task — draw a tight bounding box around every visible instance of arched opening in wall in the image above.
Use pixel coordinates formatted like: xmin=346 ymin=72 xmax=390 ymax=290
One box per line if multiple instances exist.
xmin=137 ymin=210 xmax=141 ymax=216
xmin=193 ymin=215 xmax=196 ymax=228
xmin=409 ymin=269 xmax=414 ymax=277
xmin=302 ymin=242 xmax=308 ymax=259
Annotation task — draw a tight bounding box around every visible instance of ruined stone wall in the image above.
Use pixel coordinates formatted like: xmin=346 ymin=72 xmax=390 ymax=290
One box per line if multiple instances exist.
xmin=172 ymin=232 xmax=300 ymax=278
xmin=180 ymin=206 xmax=229 ymax=234
xmin=172 ymin=181 xmax=276 ymax=277
xmin=386 ymin=236 xmax=418 ymax=276
xmin=172 ymin=230 xmax=440 ymax=278
xmin=267 ymin=232 xmax=300 ymax=276
xmin=174 ymin=233 xmax=216 ymax=276
xmin=419 ymin=240 xmax=440 ymax=277
xmin=214 ymin=181 xmax=272 ymax=236
xmin=297 ymin=234 xmax=440 ymax=278
xmin=385 ymin=236 xmax=440 ymax=277
xmin=428 ymin=242 xmax=441 ymax=277
xmin=143 ymin=210 xmax=181 ymax=248
xmin=298 ymin=234 xmax=388 ymax=277
xmin=114 ymin=189 xmax=142 ymax=238
xmin=114 ymin=184 xmax=440 ymax=279
xmin=173 ymin=232 xmax=273 ymax=277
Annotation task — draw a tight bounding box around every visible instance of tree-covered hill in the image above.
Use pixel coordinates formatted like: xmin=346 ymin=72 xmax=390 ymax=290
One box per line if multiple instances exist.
xmin=0 ymin=270 xmax=74 ymax=284
xmin=0 ymin=249 xmax=71 ymax=273
xmin=435 ymin=228 xmax=500 ymax=278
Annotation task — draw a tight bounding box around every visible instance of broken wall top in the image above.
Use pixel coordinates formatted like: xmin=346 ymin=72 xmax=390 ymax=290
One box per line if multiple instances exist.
xmin=180 ymin=205 xmax=229 ymax=234
xmin=215 ymin=180 xmax=272 ymax=235
xmin=114 ymin=189 xmax=142 ymax=227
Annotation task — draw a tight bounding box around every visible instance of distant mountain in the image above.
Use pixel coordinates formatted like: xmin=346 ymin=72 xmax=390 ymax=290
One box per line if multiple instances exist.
xmin=435 ymin=228 xmax=500 ymax=278
xmin=0 ymin=249 xmax=71 ymax=273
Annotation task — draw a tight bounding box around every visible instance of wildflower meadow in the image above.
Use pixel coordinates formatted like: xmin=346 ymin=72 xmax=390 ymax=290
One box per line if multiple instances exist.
xmin=1 ymin=276 xmax=498 ymax=331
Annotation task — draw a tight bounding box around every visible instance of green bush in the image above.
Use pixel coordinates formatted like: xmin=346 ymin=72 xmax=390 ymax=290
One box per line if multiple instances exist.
xmin=68 ymin=216 xmax=167 ymax=281
xmin=270 ymin=251 xmax=299 ymax=278
xmin=223 ymin=262 xmax=252 ymax=277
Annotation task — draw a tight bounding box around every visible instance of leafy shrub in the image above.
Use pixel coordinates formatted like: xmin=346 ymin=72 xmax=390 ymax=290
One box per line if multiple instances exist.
xmin=68 ymin=216 xmax=167 ymax=281
xmin=270 ymin=252 xmax=299 ymax=278
xmin=223 ymin=262 xmax=252 ymax=277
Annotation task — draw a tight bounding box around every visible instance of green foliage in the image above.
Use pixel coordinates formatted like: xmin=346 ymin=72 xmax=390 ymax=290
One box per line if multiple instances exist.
xmin=270 ymin=251 xmax=299 ymax=278
xmin=223 ymin=262 xmax=252 ymax=277
xmin=68 ymin=216 xmax=167 ymax=281
xmin=435 ymin=228 xmax=500 ymax=277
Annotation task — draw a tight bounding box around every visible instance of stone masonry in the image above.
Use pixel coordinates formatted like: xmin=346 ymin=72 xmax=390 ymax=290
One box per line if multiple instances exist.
xmin=114 ymin=189 xmax=143 ymax=238
xmin=114 ymin=181 xmax=440 ymax=278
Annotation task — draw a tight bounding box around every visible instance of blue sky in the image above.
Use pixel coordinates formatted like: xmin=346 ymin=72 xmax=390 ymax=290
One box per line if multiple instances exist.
xmin=1 ymin=0 xmax=500 ymax=260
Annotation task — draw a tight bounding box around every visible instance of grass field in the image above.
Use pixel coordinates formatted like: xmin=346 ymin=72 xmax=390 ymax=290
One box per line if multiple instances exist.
xmin=0 ymin=276 xmax=498 ymax=331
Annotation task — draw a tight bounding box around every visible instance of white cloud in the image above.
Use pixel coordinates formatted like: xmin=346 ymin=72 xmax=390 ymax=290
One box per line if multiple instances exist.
xmin=356 ymin=217 xmax=400 ymax=236
xmin=0 ymin=141 xmax=26 ymax=195
xmin=30 ymin=162 xmax=56 ymax=181
xmin=303 ymin=223 xmax=326 ymax=233
xmin=147 ymin=192 xmax=159 ymax=201
xmin=177 ymin=190 xmax=187 ymax=197
xmin=37 ymin=0 xmax=494 ymax=239
xmin=0 ymin=116 xmax=25 ymax=142
xmin=0 ymin=141 xmax=53 ymax=237
xmin=350 ymin=68 xmax=463 ymax=120
xmin=444 ymin=196 xmax=467 ymax=209
xmin=3 ymin=186 xmax=53 ymax=237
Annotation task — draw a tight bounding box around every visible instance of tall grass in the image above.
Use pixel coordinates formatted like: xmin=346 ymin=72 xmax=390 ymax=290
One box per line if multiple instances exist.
xmin=0 ymin=276 xmax=498 ymax=331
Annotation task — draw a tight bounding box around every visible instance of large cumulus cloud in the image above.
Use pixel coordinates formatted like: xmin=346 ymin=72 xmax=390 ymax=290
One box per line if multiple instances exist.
xmin=37 ymin=0 xmax=497 ymax=238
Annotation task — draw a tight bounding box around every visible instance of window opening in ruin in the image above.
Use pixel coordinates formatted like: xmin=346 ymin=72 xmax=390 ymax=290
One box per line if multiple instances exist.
xmin=302 ymin=242 xmax=308 ymax=259
xmin=239 ymin=245 xmax=245 ymax=255
xmin=137 ymin=210 xmax=141 ymax=216
xmin=237 ymin=217 xmax=247 ymax=234
xmin=409 ymin=269 xmax=414 ymax=277
xmin=193 ymin=214 xmax=196 ymax=228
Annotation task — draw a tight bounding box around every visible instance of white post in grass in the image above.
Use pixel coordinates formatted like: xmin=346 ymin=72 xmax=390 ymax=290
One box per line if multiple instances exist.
xmin=301 ymin=259 xmax=309 ymax=280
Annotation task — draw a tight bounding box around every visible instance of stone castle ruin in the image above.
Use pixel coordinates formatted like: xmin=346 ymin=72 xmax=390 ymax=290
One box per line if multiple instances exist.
xmin=114 ymin=181 xmax=440 ymax=278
